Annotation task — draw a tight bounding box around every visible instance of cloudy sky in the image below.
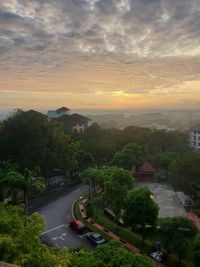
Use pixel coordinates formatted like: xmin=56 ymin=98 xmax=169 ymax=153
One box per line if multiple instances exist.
xmin=0 ymin=0 xmax=200 ymax=111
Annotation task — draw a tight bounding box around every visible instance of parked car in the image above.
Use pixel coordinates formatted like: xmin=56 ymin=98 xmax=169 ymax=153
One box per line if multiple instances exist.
xmin=150 ymin=251 xmax=162 ymax=262
xmin=69 ymin=220 xmax=85 ymax=234
xmin=86 ymin=232 xmax=106 ymax=245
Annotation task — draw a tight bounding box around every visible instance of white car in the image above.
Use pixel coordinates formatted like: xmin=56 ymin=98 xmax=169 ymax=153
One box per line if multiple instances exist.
xmin=86 ymin=232 xmax=106 ymax=245
xmin=150 ymin=251 xmax=162 ymax=262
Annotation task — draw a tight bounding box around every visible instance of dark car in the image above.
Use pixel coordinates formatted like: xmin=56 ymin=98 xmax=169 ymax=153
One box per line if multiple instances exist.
xmin=69 ymin=220 xmax=85 ymax=234
xmin=87 ymin=232 xmax=105 ymax=245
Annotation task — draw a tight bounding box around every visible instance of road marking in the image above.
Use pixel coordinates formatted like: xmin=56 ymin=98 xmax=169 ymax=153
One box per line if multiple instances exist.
xmin=79 ymin=233 xmax=89 ymax=239
xmin=52 ymin=233 xmax=67 ymax=241
xmin=41 ymin=224 xmax=69 ymax=235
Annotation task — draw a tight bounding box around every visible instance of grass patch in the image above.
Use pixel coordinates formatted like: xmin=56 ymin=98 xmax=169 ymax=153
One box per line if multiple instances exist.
xmin=93 ymin=208 xmax=153 ymax=252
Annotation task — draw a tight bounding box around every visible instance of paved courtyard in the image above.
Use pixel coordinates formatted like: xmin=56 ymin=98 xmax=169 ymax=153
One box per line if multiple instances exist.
xmin=135 ymin=182 xmax=187 ymax=218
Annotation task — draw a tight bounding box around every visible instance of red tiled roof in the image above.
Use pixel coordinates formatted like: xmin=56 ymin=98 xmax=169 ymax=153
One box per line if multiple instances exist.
xmin=136 ymin=162 xmax=156 ymax=173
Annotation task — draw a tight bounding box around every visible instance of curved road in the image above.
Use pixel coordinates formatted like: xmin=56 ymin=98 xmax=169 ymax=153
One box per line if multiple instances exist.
xmin=30 ymin=184 xmax=92 ymax=249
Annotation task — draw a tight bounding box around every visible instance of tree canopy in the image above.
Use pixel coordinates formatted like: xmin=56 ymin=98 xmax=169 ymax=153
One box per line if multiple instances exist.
xmin=160 ymin=217 xmax=197 ymax=265
xmin=124 ymin=186 xmax=159 ymax=245
xmin=0 ymin=204 xmax=156 ymax=267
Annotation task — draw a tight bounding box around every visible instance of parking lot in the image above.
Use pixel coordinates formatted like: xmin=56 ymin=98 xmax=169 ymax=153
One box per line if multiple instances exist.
xmin=135 ymin=182 xmax=187 ymax=218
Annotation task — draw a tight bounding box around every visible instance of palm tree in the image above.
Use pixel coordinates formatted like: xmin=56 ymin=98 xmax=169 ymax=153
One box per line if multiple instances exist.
xmin=3 ymin=167 xmax=45 ymax=216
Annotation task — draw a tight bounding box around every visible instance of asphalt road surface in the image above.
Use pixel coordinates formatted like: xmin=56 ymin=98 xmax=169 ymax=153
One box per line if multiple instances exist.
xmin=30 ymin=184 xmax=93 ymax=250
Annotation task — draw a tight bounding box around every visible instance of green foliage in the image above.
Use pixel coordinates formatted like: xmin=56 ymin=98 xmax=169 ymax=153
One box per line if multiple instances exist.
xmin=0 ymin=109 xmax=47 ymax=170
xmin=193 ymin=234 xmax=200 ymax=267
xmin=76 ymin=150 xmax=96 ymax=171
xmin=0 ymin=204 xmax=51 ymax=266
xmin=45 ymin=122 xmax=80 ymax=174
xmin=94 ymin=240 xmax=155 ymax=267
xmin=70 ymin=249 xmax=100 ymax=267
xmin=110 ymin=143 xmax=142 ymax=170
xmin=124 ymin=186 xmax=159 ymax=229
xmin=124 ymin=186 xmax=159 ymax=245
xmin=0 ymin=110 xmax=79 ymax=175
xmin=153 ymin=152 xmax=179 ymax=171
xmin=70 ymin=241 xmax=156 ymax=267
xmin=86 ymin=201 xmax=94 ymax=217
xmin=102 ymin=167 xmax=133 ymax=220
xmin=170 ymin=152 xmax=200 ymax=185
xmin=81 ymin=123 xmax=117 ymax=167
xmin=2 ymin=167 xmax=45 ymax=216
xmin=81 ymin=167 xmax=102 ymax=199
xmin=78 ymin=123 xmax=189 ymax=171
xmin=0 ymin=199 xmax=156 ymax=267
xmin=160 ymin=217 xmax=197 ymax=264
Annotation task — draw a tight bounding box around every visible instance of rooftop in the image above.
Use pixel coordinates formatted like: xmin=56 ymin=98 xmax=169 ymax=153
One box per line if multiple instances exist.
xmin=136 ymin=162 xmax=156 ymax=173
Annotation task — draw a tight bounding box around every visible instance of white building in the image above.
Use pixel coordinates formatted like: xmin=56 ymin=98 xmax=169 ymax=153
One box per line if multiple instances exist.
xmin=188 ymin=124 xmax=200 ymax=151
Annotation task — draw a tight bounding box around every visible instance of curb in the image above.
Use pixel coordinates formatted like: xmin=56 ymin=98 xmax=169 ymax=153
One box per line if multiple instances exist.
xmin=71 ymin=199 xmax=77 ymax=221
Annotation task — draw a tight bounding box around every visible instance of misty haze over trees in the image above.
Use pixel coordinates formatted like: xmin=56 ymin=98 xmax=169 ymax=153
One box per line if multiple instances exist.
xmin=1 ymin=108 xmax=200 ymax=131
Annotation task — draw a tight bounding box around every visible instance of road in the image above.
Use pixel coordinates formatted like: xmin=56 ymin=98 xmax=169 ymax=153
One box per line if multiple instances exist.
xmin=30 ymin=184 xmax=93 ymax=250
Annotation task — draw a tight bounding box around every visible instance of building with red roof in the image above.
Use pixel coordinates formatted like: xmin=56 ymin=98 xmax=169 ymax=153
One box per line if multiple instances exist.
xmin=135 ymin=162 xmax=156 ymax=182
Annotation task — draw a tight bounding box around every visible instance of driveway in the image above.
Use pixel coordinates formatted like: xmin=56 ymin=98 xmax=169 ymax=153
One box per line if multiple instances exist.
xmin=135 ymin=182 xmax=187 ymax=218
xmin=30 ymin=184 xmax=93 ymax=249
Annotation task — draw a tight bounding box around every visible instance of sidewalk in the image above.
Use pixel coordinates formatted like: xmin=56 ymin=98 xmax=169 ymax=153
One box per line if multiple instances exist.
xmin=188 ymin=211 xmax=200 ymax=230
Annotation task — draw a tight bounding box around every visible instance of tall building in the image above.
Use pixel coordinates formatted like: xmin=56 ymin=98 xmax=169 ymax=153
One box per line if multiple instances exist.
xmin=188 ymin=124 xmax=200 ymax=151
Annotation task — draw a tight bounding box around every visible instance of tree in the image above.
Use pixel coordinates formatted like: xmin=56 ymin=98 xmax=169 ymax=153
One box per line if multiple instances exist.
xmin=124 ymin=186 xmax=159 ymax=245
xmin=0 ymin=110 xmax=80 ymax=178
xmin=170 ymin=152 xmax=200 ymax=186
xmin=102 ymin=167 xmax=133 ymax=223
xmin=0 ymin=204 xmax=156 ymax=267
xmin=45 ymin=121 xmax=80 ymax=175
xmin=0 ymin=204 xmax=49 ymax=266
xmin=160 ymin=217 xmax=197 ymax=267
xmin=76 ymin=150 xmax=96 ymax=171
xmin=70 ymin=249 xmax=101 ymax=267
xmin=153 ymin=152 xmax=179 ymax=178
xmin=81 ymin=168 xmax=100 ymax=200
xmin=3 ymin=167 xmax=45 ymax=216
xmin=94 ymin=240 xmax=155 ymax=267
xmin=81 ymin=123 xmax=117 ymax=167
xmin=0 ymin=109 xmax=47 ymax=170
xmin=110 ymin=143 xmax=142 ymax=170
xmin=193 ymin=234 xmax=200 ymax=267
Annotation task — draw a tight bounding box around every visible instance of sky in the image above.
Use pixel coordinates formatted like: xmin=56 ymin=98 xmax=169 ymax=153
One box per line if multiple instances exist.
xmin=0 ymin=0 xmax=200 ymax=111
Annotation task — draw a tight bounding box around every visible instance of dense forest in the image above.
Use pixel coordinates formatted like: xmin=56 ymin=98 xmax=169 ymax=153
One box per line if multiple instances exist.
xmin=1 ymin=109 xmax=200 ymax=205
xmin=0 ymin=109 xmax=200 ymax=267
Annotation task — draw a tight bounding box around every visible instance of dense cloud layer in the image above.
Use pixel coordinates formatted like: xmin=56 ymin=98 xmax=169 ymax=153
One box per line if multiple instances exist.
xmin=0 ymin=0 xmax=200 ymax=106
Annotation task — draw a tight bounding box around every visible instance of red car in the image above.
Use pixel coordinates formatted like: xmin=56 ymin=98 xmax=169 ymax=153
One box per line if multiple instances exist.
xmin=70 ymin=220 xmax=85 ymax=233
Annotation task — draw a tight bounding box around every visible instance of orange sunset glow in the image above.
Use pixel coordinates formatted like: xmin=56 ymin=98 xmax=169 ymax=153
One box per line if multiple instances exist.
xmin=0 ymin=0 xmax=200 ymax=111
